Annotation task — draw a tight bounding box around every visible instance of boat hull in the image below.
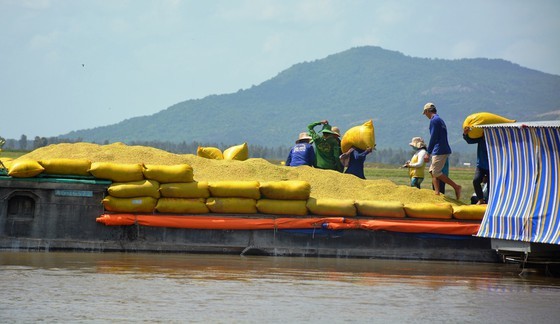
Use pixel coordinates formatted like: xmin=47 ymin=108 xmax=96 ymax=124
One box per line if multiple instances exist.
xmin=0 ymin=177 xmax=499 ymax=262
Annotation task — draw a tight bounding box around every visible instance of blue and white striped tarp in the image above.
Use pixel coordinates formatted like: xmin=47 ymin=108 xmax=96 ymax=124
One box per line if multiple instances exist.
xmin=476 ymin=122 xmax=560 ymax=244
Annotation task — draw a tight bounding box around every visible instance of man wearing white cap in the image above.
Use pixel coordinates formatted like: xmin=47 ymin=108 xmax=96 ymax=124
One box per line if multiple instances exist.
xmin=422 ymin=102 xmax=462 ymax=200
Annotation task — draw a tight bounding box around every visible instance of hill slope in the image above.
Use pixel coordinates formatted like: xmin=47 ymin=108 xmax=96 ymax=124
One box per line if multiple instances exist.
xmin=62 ymin=46 xmax=560 ymax=151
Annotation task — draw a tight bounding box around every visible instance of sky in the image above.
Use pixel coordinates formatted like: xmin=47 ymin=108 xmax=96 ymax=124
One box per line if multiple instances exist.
xmin=1 ymin=0 xmax=559 ymax=140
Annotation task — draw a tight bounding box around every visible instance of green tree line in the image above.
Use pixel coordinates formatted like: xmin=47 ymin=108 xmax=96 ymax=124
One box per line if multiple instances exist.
xmin=1 ymin=134 xmax=476 ymax=167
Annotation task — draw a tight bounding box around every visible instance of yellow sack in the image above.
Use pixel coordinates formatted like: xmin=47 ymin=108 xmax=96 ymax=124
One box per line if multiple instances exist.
xmin=259 ymin=180 xmax=311 ymax=200
xmin=206 ymin=197 xmax=257 ymax=214
xmin=452 ymin=204 xmax=487 ymax=220
xmin=102 ymin=196 xmax=157 ymax=213
xmin=463 ymin=112 xmax=516 ymax=139
xmin=108 ymin=180 xmax=161 ymax=199
xmin=403 ymin=203 xmax=453 ymax=219
xmin=1 ymin=158 xmax=14 ymax=169
xmin=38 ymin=158 xmax=92 ymax=176
xmin=341 ymin=120 xmax=375 ymax=153
xmin=208 ymin=181 xmax=261 ymax=199
xmin=256 ymin=199 xmax=308 ymax=216
xmin=159 ymin=181 xmax=210 ymax=198
xmin=197 ymin=146 xmax=224 ymax=160
xmin=355 ymin=200 xmax=405 ymax=218
xmin=8 ymin=160 xmax=44 ymax=178
xmin=306 ymin=198 xmax=356 ymax=217
xmin=89 ymin=162 xmax=144 ymax=182
xmin=143 ymin=164 xmax=194 ymax=183
xmin=223 ymin=142 xmax=249 ymax=161
xmin=156 ymin=198 xmax=209 ymax=214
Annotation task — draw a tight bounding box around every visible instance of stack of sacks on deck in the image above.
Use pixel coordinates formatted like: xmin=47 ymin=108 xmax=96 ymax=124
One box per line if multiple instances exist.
xmin=145 ymin=164 xmax=207 ymax=214
xmin=94 ymin=162 xmax=195 ymax=213
xmin=14 ymin=142 xmax=489 ymax=221
xmin=93 ymin=162 xmax=156 ymax=213
xmin=206 ymin=180 xmax=260 ymax=213
xmin=258 ymin=180 xmax=310 ymax=216
xmin=158 ymin=181 xmax=210 ymax=213
xmin=7 ymin=159 xmax=488 ymax=220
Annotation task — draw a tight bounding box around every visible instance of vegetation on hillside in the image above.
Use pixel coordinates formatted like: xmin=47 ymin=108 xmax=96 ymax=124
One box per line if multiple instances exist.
xmin=3 ymin=46 xmax=559 ymax=161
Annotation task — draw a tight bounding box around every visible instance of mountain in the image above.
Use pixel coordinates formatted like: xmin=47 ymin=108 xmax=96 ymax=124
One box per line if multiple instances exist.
xmin=61 ymin=46 xmax=560 ymax=152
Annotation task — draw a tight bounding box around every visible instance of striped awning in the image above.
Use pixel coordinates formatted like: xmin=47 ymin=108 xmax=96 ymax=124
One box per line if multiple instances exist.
xmin=476 ymin=121 xmax=560 ymax=244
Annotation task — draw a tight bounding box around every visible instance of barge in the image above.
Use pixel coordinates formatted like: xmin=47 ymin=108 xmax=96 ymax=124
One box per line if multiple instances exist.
xmin=3 ymin=120 xmax=557 ymax=265
xmin=0 ymin=174 xmax=498 ymax=262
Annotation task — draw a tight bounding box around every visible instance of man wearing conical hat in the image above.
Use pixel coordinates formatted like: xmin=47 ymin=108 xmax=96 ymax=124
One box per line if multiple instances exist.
xmin=307 ymin=120 xmax=343 ymax=172
xmin=403 ymin=137 xmax=427 ymax=188
xmin=286 ymin=132 xmax=315 ymax=167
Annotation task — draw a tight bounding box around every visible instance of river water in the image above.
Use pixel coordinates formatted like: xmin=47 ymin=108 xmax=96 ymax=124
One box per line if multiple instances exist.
xmin=1 ymin=251 xmax=559 ymax=323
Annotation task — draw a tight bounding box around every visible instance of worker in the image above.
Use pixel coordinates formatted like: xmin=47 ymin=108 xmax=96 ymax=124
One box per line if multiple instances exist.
xmin=307 ymin=120 xmax=343 ymax=172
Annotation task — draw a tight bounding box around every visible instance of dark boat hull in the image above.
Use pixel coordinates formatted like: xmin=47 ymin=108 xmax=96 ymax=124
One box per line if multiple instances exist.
xmin=0 ymin=177 xmax=499 ymax=262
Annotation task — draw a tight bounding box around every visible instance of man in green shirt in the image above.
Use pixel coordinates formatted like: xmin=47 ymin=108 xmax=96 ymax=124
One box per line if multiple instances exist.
xmin=308 ymin=120 xmax=343 ymax=172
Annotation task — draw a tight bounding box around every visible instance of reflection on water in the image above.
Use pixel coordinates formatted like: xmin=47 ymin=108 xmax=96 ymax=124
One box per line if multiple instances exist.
xmin=1 ymin=251 xmax=560 ymax=323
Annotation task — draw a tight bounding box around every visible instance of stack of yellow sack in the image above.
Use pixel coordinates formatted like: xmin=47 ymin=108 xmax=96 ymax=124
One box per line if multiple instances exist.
xmin=257 ymin=180 xmax=311 ymax=216
xmin=206 ymin=180 xmax=260 ymax=214
xmin=144 ymin=164 xmax=207 ymax=214
xmin=158 ymin=181 xmax=210 ymax=214
xmin=5 ymin=154 xmax=488 ymax=220
xmin=97 ymin=163 xmax=195 ymax=213
xmin=104 ymin=179 xmax=160 ymax=213
xmin=95 ymin=162 xmax=156 ymax=213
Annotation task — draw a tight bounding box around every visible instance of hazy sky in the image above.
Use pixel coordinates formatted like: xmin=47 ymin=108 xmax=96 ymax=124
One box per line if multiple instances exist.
xmin=1 ymin=0 xmax=559 ymax=140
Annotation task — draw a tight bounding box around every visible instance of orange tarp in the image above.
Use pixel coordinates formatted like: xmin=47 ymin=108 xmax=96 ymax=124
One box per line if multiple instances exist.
xmin=326 ymin=219 xmax=480 ymax=236
xmin=96 ymin=214 xmax=480 ymax=236
xmin=96 ymin=214 xmax=345 ymax=230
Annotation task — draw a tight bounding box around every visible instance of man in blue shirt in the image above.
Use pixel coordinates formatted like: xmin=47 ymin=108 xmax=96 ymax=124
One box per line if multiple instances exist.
xmin=463 ymin=126 xmax=490 ymax=204
xmin=423 ymin=102 xmax=462 ymax=200
xmin=286 ymin=132 xmax=316 ymax=167
xmin=341 ymin=146 xmax=373 ymax=179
